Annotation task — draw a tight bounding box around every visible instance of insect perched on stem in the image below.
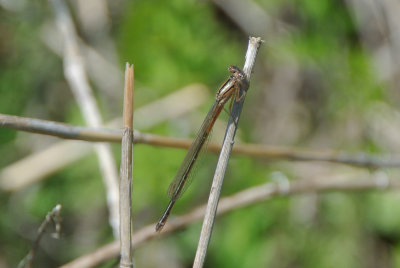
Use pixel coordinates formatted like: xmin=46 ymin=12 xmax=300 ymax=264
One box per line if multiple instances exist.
xmin=156 ymin=66 xmax=249 ymax=232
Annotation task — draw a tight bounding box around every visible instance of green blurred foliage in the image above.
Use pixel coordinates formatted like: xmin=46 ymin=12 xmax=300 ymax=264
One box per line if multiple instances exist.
xmin=0 ymin=0 xmax=399 ymax=267
xmin=118 ymin=0 xmax=243 ymax=99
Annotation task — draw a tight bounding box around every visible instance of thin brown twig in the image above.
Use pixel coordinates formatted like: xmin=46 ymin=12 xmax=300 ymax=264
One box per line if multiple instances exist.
xmin=0 ymin=113 xmax=122 ymax=142
xmin=193 ymin=37 xmax=262 ymax=268
xmin=49 ymin=0 xmax=120 ymax=237
xmin=18 ymin=204 xmax=62 ymax=268
xmin=1 ymin=113 xmax=399 ymax=169
xmin=119 ymin=63 xmax=134 ymax=268
xmin=60 ymin=171 xmax=399 ymax=268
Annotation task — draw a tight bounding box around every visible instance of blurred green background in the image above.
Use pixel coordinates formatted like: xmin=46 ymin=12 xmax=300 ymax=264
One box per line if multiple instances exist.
xmin=1 ymin=0 xmax=400 ymax=267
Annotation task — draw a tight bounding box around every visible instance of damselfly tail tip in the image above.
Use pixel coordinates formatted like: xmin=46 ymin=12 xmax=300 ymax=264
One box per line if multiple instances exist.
xmin=155 ymin=221 xmax=164 ymax=232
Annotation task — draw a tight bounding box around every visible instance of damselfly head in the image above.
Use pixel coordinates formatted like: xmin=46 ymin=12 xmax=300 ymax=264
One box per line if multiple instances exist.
xmin=228 ymin=65 xmax=246 ymax=80
xmin=228 ymin=65 xmax=240 ymax=74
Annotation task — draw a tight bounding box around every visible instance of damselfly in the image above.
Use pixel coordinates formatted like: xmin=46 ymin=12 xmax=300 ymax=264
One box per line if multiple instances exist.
xmin=156 ymin=66 xmax=249 ymax=231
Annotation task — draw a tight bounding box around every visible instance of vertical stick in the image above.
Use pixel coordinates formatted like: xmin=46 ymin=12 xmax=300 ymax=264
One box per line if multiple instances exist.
xmin=193 ymin=37 xmax=262 ymax=268
xmin=120 ymin=63 xmax=135 ymax=268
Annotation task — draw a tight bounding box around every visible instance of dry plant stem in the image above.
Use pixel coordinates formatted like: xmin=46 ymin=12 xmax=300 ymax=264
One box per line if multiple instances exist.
xmin=119 ymin=64 xmax=134 ymax=268
xmin=50 ymin=0 xmax=120 ymax=238
xmin=18 ymin=204 xmax=62 ymax=268
xmin=2 ymin=113 xmax=400 ymax=169
xmin=60 ymin=172 xmax=399 ymax=268
xmin=193 ymin=37 xmax=262 ymax=268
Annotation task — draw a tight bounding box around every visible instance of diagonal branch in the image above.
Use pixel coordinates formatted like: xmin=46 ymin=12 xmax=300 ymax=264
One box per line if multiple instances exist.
xmin=60 ymin=171 xmax=399 ymax=268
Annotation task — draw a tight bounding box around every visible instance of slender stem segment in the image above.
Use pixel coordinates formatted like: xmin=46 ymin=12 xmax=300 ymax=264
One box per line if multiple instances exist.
xmin=156 ymin=66 xmax=248 ymax=232
xmin=120 ymin=63 xmax=134 ymax=268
